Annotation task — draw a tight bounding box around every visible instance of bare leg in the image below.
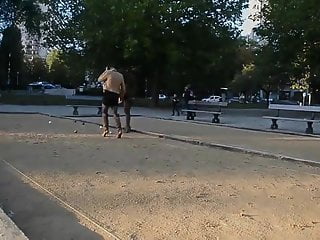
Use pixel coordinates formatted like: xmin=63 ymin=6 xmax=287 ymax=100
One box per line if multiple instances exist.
xmin=102 ymin=103 xmax=109 ymax=137
xmin=124 ymin=100 xmax=131 ymax=133
xmin=111 ymin=106 xmax=122 ymax=138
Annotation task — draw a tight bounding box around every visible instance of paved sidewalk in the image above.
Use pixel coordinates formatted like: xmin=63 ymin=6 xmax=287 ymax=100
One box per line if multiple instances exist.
xmin=1 ymin=104 xmax=319 ymax=135
xmin=0 ymin=208 xmax=28 ymax=240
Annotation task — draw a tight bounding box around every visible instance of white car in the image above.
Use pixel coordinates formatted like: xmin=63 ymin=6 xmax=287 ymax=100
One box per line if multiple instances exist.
xmin=202 ymin=95 xmax=222 ymax=102
xmin=159 ymin=94 xmax=167 ymax=100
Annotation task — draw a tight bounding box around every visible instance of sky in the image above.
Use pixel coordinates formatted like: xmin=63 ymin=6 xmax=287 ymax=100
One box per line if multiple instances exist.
xmin=241 ymin=1 xmax=257 ymax=36
xmin=0 ymin=2 xmax=257 ymax=41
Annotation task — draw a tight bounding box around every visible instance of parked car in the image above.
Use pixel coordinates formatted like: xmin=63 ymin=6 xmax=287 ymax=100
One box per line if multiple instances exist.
xmin=202 ymin=95 xmax=222 ymax=102
xmin=159 ymin=94 xmax=168 ymax=100
xmin=28 ymin=82 xmax=56 ymax=90
xmin=262 ymin=98 xmax=275 ymax=103
xmin=228 ymin=97 xmax=240 ymax=103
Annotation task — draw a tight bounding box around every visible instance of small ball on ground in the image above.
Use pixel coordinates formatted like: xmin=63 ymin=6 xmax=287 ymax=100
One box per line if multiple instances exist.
xmin=74 ymin=130 xmax=78 ymax=133
xmin=82 ymin=122 xmax=85 ymax=125
xmin=48 ymin=121 xmax=52 ymax=124
xmin=99 ymin=126 xmax=103 ymax=129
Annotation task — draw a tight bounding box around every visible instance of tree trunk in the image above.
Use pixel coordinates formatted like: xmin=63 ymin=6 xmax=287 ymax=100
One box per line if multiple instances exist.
xmin=151 ymin=82 xmax=159 ymax=106
xmin=151 ymin=71 xmax=160 ymax=106
xmin=265 ymin=90 xmax=271 ymax=106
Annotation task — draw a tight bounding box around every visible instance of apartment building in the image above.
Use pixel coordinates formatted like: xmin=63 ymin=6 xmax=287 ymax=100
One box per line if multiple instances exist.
xmin=243 ymin=0 xmax=268 ymax=39
xmin=20 ymin=3 xmax=48 ymax=61
xmin=20 ymin=28 xmax=47 ymax=61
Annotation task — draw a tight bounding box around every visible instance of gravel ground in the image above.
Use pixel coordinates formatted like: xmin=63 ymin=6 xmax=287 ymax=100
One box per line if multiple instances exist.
xmin=0 ymin=114 xmax=320 ymax=240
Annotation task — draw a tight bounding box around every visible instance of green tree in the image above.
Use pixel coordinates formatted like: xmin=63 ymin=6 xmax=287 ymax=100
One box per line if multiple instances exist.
xmin=46 ymin=50 xmax=85 ymax=88
xmin=0 ymin=0 xmax=42 ymax=33
xmin=257 ymin=0 xmax=320 ymax=98
xmin=229 ymin=63 xmax=257 ymax=99
xmin=43 ymin=0 xmax=248 ymax=101
xmin=0 ymin=26 xmax=23 ymax=89
xmin=23 ymin=57 xmax=48 ymax=84
xmin=47 ymin=57 xmax=68 ymax=87
xmin=0 ymin=0 xmax=43 ymax=89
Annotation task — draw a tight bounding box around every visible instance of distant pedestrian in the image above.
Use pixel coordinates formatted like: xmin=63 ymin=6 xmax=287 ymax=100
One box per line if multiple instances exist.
xmin=171 ymin=94 xmax=180 ymax=116
xmin=98 ymin=66 xmax=126 ymax=138
xmin=182 ymin=84 xmax=194 ymax=109
xmin=182 ymin=84 xmax=193 ymax=109
xmin=182 ymin=84 xmax=195 ymax=119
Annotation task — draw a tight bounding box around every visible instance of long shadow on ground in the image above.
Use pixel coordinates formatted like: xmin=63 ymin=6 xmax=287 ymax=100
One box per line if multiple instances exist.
xmin=0 ymin=163 xmax=104 ymax=240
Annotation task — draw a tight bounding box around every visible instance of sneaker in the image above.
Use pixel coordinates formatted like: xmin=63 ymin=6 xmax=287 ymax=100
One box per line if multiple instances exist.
xmin=102 ymin=129 xmax=111 ymax=137
xmin=124 ymin=127 xmax=131 ymax=133
xmin=116 ymin=131 xmax=122 ymax=139
xmin=102 ymin=130 xmax=108 ymax=137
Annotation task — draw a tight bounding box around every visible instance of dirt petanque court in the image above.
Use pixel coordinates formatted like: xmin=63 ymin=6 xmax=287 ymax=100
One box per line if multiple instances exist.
xmin=0 ymin=114 xmax=320 ymax=240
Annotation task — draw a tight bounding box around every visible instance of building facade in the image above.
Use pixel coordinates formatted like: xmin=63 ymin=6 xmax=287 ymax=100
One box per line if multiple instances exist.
xmin=20 ymin=3 xmax=48 ymax=61
xmin=20 ymin=28 xmax=47 ymax=61
xmin=244 ymin=0 xmax=268 ymax=40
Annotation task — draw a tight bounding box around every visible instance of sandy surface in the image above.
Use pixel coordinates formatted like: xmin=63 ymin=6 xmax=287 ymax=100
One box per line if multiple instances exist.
xmin=83 ymin=116 xmax=320 ymax=162
xmin=1 ymin=114 xmax=320 ymax=240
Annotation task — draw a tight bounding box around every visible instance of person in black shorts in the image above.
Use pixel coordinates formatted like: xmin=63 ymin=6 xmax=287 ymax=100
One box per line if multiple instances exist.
xmin=98 ymin=67 xmax=126 ymax=138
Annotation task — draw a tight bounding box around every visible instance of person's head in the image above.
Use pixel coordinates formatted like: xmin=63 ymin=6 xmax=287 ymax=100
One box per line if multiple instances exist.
xmin=106 ymin=66 xmax=117 ymax=71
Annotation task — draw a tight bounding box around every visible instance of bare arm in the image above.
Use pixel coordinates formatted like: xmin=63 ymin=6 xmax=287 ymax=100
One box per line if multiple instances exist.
xmin=120 ymin=79 xmax=126 ymax=99
xmin=98 ymin=70 xmax=109 ymax=82
xmin=119 ymin=80 xmax=126 ymax=101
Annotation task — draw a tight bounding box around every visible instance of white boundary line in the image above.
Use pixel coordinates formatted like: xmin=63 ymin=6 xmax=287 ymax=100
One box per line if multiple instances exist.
xmin=2 ymin=159 xmax=121 ymax=240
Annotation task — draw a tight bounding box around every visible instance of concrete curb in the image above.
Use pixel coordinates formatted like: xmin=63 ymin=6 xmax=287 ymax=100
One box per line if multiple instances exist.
xmin=0 ymin=208 xmax=28 ymax=240
xmin=1 ymin=112 xmax=320 ymax=167
xmin=141 ymin=115 xmax=320 ymax=139
xmin=0 ymin=112 xmax=141 ymax=118
xmin=0 ymin=112 xmax=38 ymax=115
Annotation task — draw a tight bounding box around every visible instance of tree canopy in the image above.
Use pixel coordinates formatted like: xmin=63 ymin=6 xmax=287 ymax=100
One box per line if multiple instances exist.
xmin=0 ymin=0 xmax=42 ymax=33
xmin=257 ymin=0 xmax=320 ymax=93
xmin=41 ymin=0 xmax=248 ymax=98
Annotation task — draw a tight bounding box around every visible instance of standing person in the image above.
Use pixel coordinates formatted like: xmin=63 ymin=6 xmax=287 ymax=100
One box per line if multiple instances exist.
xmin=123 ymin=91 xmax=132 ymax=133
xmin=171 ymin=94 xmax=180 ymax=116
xmin=121 ymin=69 xmax=136 ymax=133
xmin=182 ymin=84 xmax=195 ymax=119
xmin=183 ymin=84 xmax=192 ymax=109
xmin=98 ymin=66 xmax=126 ymax=138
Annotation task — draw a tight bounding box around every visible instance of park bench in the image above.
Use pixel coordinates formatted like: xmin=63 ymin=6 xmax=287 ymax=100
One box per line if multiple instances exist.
xmin=263 ymin=104 xmax=320 ymax=134
xmin=66 ymin=105 xmax=102 ymax=116
xmin=181 ymin=100 xmax=228 ymax=123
